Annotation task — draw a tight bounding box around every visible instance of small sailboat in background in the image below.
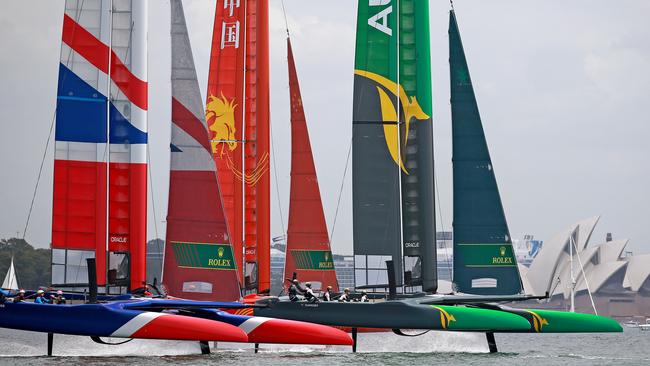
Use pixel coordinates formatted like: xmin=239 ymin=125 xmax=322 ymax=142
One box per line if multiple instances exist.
xmin=1 ymin=257 xmax=19 ymax=291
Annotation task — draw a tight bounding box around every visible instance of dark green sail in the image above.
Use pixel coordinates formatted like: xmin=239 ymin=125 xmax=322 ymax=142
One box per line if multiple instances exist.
xmin=352 ymin=0 xmax=436 ymax=292
xmin=449 ymin=10 xmax=523 ymax=295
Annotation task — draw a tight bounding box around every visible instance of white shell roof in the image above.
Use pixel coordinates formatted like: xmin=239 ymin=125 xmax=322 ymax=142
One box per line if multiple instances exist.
xmin=622 ymin=254 xmax=650 ymax=291
xmin=576 ymin=261 xmax=628 ymax=293
xmin=525 ymin=216 xmax=599 ymax=296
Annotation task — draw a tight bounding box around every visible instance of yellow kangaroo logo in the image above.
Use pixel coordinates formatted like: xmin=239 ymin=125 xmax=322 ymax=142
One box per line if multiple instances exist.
xmin=433 ymin=306 xmax=457 ymax=329
xmin=527 ymin=311 xmax=549 ymax=332
xmin=355 ymin=70 xmax=429 ymax=174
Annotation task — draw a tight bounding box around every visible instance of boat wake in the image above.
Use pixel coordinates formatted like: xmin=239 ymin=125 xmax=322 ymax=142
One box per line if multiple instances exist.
xmin=0 ymin=329 xmax=487 ymax=357
xmin=0 ymin=329 xmax=201 ymax=357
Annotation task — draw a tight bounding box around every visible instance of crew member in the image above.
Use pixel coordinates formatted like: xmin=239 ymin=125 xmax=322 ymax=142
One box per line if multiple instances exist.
xmin=288 ymin=279 xmax=301 ymax=302
xmin=338 ymin=288 xmax=350 ymax=302
xmin=53 ymin=290 xmax=66 ymax=305
xmin=304 ymin=282 xmax=318 ymax=303
xmin=360 ymin=290 xmax=369 ymax=302
xmin=322 ymin=285 xmax=333 ymax=301
xmin=34 ymin=290 xmax=50 ymax=304
xmin=13 ymin=289 xmax=25 ymax=303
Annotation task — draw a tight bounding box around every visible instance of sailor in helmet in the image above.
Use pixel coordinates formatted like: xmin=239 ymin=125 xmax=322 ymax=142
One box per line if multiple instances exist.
xmin=338 ymin=288 xmax=350 ymax=302
xmin=288 ymin=279 xmax=301 ymax=302
xmin=304 ymin=282 xmax=318 ymax=303
xmin=360 ymin=290 xmax=369 ymax=302
xmin=34 ymin=289 xmax=50 ymax=304
xmin=53 ymin=290 xmax=66 ymax=305
xmin=13 ymin=289 xmax=26 ymax=303
xmin=322 ymin=285 xmax=333 ymax=301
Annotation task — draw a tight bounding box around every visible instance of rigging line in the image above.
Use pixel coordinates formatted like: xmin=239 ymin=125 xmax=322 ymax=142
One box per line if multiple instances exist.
xmin=146 ymin=147 xmax=160 ymax=242
xmin=280 ymin=0 xmax=290 ymax=37
xmin=22 ymin=113 xmax=55 ymax=240
xmin=22 ymin=0 xmax=88 ymax=240
xmin=269 ymin=115 xmax=286 ymax=236
xmin=432 ymin=110 xmax=452 ymax=280
xmin=434 ymin=166 xmax=452 ymax=281
xmin=329 ymin=137 xmax=352 ymax=243
xmin=571 ymin=236 xmax=598 ymax=315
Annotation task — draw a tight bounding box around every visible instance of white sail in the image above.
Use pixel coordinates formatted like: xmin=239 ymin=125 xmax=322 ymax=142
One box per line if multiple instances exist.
xmin=2 ymin=258 xmax=18 ymax=290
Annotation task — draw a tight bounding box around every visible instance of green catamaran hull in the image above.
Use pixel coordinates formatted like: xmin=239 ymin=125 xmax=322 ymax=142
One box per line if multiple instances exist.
xmin=254 ymin=299 xmax=621 ymax=333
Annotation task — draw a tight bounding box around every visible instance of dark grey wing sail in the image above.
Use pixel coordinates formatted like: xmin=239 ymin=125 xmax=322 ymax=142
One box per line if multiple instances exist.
xmin=449 ymin=10 xmax=523 ymax=295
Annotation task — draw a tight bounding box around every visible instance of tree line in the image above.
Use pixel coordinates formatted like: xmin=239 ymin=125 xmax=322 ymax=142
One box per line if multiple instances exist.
xmin=0 ymin=238 xmax=51 ymax=290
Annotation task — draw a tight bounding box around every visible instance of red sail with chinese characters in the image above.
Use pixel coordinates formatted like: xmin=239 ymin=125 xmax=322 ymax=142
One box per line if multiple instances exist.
xmin=206 ymin=0 xmax=270 ymax=294
xmin=284 ymin=39 xmax=339 ymax=292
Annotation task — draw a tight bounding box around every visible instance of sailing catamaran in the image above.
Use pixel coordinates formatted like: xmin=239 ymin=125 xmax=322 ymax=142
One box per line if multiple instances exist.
xmin=253 ymin=1 xmax=622 ymax=352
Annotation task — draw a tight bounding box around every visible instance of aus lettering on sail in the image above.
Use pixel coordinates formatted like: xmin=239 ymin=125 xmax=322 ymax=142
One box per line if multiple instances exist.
xmin=368 ymin=0 xmax=393 ymax=36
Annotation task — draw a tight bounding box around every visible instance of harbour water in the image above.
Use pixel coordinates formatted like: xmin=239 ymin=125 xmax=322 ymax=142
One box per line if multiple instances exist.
xmin=0 ymin=327 xmax=642 ymax=365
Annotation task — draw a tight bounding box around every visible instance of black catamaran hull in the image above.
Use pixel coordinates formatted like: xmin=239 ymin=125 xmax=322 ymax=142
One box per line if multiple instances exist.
xmin=254 ymin=299 xmax=622 ymax=334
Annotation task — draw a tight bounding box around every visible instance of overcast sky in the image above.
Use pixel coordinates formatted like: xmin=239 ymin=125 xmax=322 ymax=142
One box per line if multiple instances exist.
xmin=1 ymin=1 xmax=649 ymax=255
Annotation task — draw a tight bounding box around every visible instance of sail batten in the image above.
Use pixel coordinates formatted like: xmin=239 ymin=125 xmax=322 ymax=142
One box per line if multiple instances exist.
xmin=284 ymin=39 xmax=339 ymax=291
xmin=449 ymin=10 xmax=523 ymax=295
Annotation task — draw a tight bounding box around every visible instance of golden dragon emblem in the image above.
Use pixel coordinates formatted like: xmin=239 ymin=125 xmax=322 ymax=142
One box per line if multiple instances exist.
xmin=206 ymin=92 xmax=269 ymax=186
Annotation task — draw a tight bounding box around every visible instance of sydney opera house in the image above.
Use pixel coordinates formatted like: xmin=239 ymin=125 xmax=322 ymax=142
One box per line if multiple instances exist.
xmin=517 ymin=216 xmax=650 ymax=319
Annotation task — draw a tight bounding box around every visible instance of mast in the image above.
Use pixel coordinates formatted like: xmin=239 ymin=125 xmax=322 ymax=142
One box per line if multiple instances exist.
xmin=207 ymin=0 xmax=271 ymax=294
xmin=284 ymin=38 xmax=339 ymax=292
xmin=569 ymin=234 xmax=576 ymax=312
xmin=162 ymin=0 xmax=241 ymax=301
xmin=107 ymin=0 xmax=149 ymax=292
xmin=449 ymin=9 xmax=522 ymax=295
xmin=52 ymin=0 xmax=148 ymax=293
xmin=399 ymin=0 xmax=437 ymax=293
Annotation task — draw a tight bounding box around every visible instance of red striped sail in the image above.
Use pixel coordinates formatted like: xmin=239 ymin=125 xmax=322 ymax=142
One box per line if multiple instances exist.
xmin=284 ymin=39 xmax=339 ymax=292
xmin=206 ymin=0 xmax=271 ymax=294
xmin=52 ymin=0 xmax=147 ymax=291
xmin=162 ymin=0 xmax=241 ymax=301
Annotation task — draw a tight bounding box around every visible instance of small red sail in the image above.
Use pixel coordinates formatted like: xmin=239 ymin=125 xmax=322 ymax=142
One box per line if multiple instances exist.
xmin=162 ymin=0 xmax=241 ymax=301
xmin=284 ymin=39 xmax=339 ymax=292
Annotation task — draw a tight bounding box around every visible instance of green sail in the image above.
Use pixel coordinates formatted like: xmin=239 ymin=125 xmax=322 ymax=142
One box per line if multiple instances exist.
xmin=449 ymin=10 xmax=523 ymax=295
xmin=352 ymin=0 xmax=436 ymax=291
